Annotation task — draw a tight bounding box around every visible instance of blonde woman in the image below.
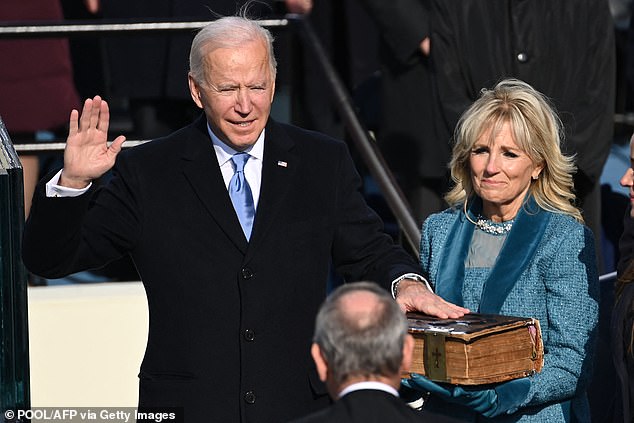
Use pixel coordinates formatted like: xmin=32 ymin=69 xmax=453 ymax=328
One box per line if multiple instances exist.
xmin=403 ymin=79 xmax=599 ymax=422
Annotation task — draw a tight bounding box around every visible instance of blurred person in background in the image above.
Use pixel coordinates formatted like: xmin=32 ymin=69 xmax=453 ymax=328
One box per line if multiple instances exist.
xmin=0 ymin=0 xmax=81 ymax=218
xmin=613 ymin=132 xmax=634 ymax=423
xmin=359 ymin=0 xmax=615 ymax=269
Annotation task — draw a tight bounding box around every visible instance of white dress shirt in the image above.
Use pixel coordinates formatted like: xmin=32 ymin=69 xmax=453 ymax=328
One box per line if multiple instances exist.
xmin=208 ymin=124 xmax=263 ymax=209
xmin=338 ymin=381 xmax=399 ymax=399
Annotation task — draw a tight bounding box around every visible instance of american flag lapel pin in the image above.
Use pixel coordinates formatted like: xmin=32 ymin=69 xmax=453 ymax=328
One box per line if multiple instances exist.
xmin=277 ymin=160 xmax=288 ymax=168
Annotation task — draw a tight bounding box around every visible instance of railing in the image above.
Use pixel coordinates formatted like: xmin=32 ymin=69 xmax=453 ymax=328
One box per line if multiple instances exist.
xmin=614 ymin=112 xmax=634 ymax=126
xmin=0 ymin=18 xmax=287 ymax=37
xmin=599 ymin=271 xmax=617 ymax=283
xmin=290 ymin=17 xmax=421 ymax=251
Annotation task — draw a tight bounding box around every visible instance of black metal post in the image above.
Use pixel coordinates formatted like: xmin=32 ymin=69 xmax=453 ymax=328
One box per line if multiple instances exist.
xmin=0 ymin=117 xmax=31 ymax=420
xmin=290 ymin=15 xmax=421 ymax=253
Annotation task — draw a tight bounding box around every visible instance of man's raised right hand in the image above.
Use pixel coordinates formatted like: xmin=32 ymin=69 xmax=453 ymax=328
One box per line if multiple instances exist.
xmin=59 ymin=96 xmax=126 ymax=189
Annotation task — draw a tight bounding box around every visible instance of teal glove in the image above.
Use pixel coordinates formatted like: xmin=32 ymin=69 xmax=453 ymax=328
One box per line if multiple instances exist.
xmin=401 ymin=373 xmax=530 ymax=417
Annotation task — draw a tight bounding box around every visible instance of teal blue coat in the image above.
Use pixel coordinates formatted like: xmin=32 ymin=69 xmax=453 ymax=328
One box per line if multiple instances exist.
xmin=420 ymin=204 xmax=599 ymax=422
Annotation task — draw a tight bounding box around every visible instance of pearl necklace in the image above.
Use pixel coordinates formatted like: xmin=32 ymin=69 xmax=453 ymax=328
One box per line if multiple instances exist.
xmin=475 ymin=217 xmax=514 ymax=235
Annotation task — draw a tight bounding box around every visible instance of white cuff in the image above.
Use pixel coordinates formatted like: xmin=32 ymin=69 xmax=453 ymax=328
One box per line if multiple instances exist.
xmin=391 ymin=273 xmax=432 ymax=299
xmin=46 ymin=169 xmax=92 ymax=198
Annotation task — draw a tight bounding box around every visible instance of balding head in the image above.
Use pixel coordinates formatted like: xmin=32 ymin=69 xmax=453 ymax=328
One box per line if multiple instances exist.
xmin=312 ymin=282 xmax=411 ymax=391
xmin=338 ymin=289 xmax=384 ymax=329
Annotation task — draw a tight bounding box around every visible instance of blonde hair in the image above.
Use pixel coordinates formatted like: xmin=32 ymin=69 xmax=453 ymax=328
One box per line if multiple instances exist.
xmin=445 ymin=78 xmax=583 ymax=223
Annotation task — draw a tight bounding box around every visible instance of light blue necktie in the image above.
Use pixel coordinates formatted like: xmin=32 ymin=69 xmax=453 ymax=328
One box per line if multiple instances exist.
xmin=229 ymin=152 xmax=255 ymax=240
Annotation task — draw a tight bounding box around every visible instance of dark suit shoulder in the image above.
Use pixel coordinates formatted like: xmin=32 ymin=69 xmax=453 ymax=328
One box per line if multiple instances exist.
xmin=267 ymin=119 xmax=347 ymax=150
xmin=289 ymin=390 xmax=421 ymax=423
xmin=279 ymin=123 xmax=340 ymax=142
xmin=117 ymin=115 xmax=210 ymax=165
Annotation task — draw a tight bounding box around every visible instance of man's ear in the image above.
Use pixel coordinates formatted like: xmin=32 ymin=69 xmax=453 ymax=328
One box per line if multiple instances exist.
xmin=270 ymin=80 xmax=276 ymax=104
xmin=400 ymin=334 xmax=415 ymax=374
xmin=311 ymin=343 xmax=328 ymax=383
xmin=188 ymin=74 xmax=204 ymax=109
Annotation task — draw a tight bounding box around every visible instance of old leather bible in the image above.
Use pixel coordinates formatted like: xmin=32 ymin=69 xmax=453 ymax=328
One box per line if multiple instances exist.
xmin=404 ymin=312 xmax=544 ymax=385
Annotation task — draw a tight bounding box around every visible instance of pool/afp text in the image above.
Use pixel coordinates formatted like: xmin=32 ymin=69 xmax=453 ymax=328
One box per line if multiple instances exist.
xmin=4 ymin=407 xmax=181 ymax=422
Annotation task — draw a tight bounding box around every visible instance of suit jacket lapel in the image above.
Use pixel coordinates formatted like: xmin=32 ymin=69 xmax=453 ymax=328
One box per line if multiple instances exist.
xmin=245 ymin=120 xmax=297 ymax=259
xmin=180 ymin=115 xmax=248 ymax=254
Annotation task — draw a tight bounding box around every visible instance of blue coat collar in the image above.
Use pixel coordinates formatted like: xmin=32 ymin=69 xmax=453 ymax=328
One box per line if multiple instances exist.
xmin=435 ymin=196 xmax=551 ymax=313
